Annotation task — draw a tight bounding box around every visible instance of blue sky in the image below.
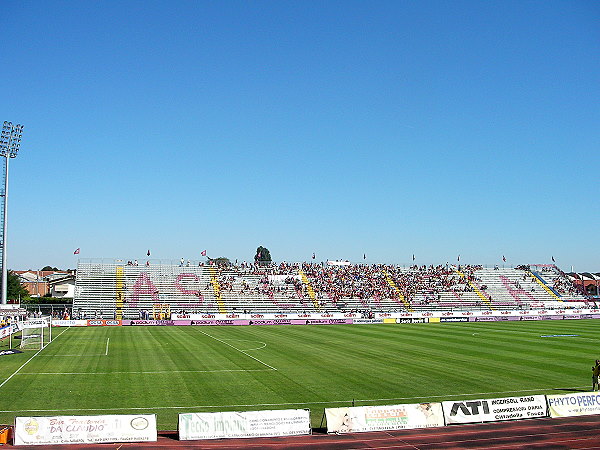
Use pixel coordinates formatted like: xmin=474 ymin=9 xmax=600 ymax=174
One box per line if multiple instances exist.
xmin=2 ymin=0 xmax=599 ymax=271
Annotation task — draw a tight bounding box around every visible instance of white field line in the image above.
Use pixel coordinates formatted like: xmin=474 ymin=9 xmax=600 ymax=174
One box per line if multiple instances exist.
xmin=18 ymin=369 xmax=273 ymax=375
xmin=38 ymin=337 xmax=111 ymax=357
xmin=198 ymin=329 xmax=277 ymax=371
xmin=221 ymin=339 xmax=267 ymax=351
xmin=0 ymin=386 xmax=589 ymax=415
xmin=0 ymin=327 xmax=70 ymax=391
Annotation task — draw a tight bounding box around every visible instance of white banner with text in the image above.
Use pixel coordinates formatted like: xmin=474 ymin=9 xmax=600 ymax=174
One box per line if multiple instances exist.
xmin=547 ymin=392 xmax=600 ymax=418
xmin=442 ymin=395 xmax=548 ymax=424
xmin=325 ymin=403 xmax=444 ymax=433
xmin=178 ymin=409 xmax=311 ymax=440
xmin=14 ymin=414 xmax=157 ymax=446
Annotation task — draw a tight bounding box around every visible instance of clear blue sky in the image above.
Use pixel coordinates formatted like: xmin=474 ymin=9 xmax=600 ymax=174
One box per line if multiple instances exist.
xmin=2 ymin=0 xmax=599 ymax=271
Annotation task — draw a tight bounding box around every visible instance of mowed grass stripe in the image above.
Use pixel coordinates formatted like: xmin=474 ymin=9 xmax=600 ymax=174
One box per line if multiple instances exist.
xmin=3 ymin=326 xmax=277 ymax=414
xmin=1 ymin=320 xmax=599 ymax=430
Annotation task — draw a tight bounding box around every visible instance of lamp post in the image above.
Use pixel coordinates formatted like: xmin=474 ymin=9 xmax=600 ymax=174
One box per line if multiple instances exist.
xmin=0 ymin=121 xmax=24 ymax=304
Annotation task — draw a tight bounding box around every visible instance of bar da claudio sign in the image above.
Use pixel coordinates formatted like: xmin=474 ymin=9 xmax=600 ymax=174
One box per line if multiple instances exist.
xmin=14 ymin=414 xmax=157 ymax=446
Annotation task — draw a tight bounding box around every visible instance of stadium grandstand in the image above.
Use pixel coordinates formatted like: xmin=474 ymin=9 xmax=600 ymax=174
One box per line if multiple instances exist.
xmin=72 ymin=259 xmax=592 ymax=320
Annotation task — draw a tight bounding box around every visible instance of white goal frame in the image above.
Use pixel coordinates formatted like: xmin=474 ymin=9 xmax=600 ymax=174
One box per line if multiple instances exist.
xmin=19 ymin=316 xmax=52 ymax=350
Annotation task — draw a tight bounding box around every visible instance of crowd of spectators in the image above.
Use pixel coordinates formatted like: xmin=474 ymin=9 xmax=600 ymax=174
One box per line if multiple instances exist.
xmin=552 ymin=277 xmax=581 ymax=296
xmin=0 ymin=315 xmax=12 ymax=327
xmin=209 ymin=262 xmax=489 ymax=310
xmin=72 ymin=261 xmax=590 ymax=318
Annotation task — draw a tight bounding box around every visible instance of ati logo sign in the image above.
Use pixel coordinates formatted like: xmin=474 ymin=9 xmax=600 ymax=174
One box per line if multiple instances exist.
xmin=450 ymin=401 xmax=490 ymax=416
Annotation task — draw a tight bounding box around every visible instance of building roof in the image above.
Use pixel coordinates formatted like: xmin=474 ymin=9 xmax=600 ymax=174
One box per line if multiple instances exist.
xmin=48 ymin=274 xmax=76 ymax=286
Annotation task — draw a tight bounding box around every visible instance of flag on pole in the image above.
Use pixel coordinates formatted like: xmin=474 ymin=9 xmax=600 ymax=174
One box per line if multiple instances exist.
xmin=147 ymin=250 xmax=151 ymax=256
xmin=363 ymin=253 xmax=366 ymax=260
xmin=502 ymin=255 xmax=506 ymax=262
xmin=201 ymin=250 xmax=207 ymax=257
xmin=73 ymin=248 xmax=80 ymax=255
xmin=412 ymin=254 xmax=415 ymax=261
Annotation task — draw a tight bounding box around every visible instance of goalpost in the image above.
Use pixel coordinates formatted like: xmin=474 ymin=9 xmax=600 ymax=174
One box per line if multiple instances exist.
xmin=18 ymin=316 xmax=52 ymax=350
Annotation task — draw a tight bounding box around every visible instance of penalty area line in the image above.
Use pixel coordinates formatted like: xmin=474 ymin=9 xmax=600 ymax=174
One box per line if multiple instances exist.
xmin=0 ymin=327 xmax=70 ymax=391
xmin=38 ymin=337 xmax=111 ymax=358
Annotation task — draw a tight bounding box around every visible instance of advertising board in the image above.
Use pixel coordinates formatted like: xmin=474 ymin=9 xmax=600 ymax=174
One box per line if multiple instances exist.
xmin=14 ymin=414 xmax=157 ymax=446
xmin=325 ymin=403 xmax=444 ymax=433
xmin=439 ymin=317 xmax=469 ymax=322
xmin=442 ymin=395 xmax=547 ymax=424
xmin=51 ymin=320 xmax=88 ymax=327
xmin=547 ymin=392 xmax=600 ymax=417
xmin=86 ymin=319 xmax=121 ymax=326
xmin=395 ymin=318 xmax=426 ymax=324
xmin=178 ymin=409 xmax=310 ymax=440
xmin=0 ymin=323 xmax=17 ymax=339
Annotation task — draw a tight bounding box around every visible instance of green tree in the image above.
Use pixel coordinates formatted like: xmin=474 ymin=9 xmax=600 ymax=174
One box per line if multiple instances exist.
xmin=254 ymin=246 xmax=272 ymax=265
xmin=41 ymin=266 xmax=59 ymax=271
xmin=6 ymin=271 xmax=30 ymax=302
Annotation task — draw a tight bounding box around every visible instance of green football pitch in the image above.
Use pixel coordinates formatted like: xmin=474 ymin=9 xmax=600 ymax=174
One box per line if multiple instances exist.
xmin=1 ymin=320 xmax=598 ymax=430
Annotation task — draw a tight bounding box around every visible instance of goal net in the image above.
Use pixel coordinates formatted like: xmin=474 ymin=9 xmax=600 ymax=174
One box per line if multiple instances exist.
xmin=18 ymin=316 xmax=52 ymax=350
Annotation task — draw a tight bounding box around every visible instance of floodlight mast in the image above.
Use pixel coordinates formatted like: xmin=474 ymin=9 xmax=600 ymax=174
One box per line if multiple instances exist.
xmin=0 ymin=121 xmax=24 ymax=305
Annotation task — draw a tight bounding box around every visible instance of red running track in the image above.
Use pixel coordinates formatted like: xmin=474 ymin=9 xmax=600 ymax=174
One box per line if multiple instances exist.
xmin=7 ymin=415 xmax=600 ymax=449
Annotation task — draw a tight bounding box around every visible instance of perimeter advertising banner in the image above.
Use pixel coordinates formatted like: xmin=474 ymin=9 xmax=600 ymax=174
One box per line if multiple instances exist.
xmin=325 ymin=403 xmax=444 ymax=433
xmin=51 ymin=320 xmax=88 ymax=327
xmin=395 ymin=318 xmax=426 ymax=324
xmin=0 ymin=323 xmax=17 ymax=339
xmin=21 ymin=318 xmax=50 ymax=329
xmin=86 ymin=319 xmax=121 ymax=326
xmin=442 ymin=395 xmax=547 ymax=424
xmin=178 ymin=409 xmax=311 ymax=440
xmin=14 ymin=414 xmax=157 ymax=446
xmin=547 ymin=392 xmax=600 ymax=417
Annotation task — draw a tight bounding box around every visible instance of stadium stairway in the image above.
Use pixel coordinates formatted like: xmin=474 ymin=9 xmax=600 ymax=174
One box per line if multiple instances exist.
xmin=455 ymin=269 xmax=495 ymax=310
xmin=298 ymin=269 xmax=320 ymax=310
xmin=208 ymin=267 xmax=227 ymax=313
xmin=383 ymin=270 xmax=412 ymax=311
xmin=529 ymin=271 xmax=562 ymax=301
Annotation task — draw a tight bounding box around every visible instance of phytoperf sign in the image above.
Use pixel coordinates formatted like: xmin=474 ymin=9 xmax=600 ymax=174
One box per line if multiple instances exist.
xmin=14 ymin=414 xmax=157 ymax=446
xmin=178 ymin=409 xmax=310 ymax=440
xmin=442 ymin=395 xmax=547 ymax=424
xmin=325 ymin=403 xmax=444 ymax=433
xmin=547 ymin=392 xmax=600 ymax=417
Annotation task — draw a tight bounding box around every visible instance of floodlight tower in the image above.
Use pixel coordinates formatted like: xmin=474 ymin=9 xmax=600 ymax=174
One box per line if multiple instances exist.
xmin=0 ymin=121 xmax=24 ymax=305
